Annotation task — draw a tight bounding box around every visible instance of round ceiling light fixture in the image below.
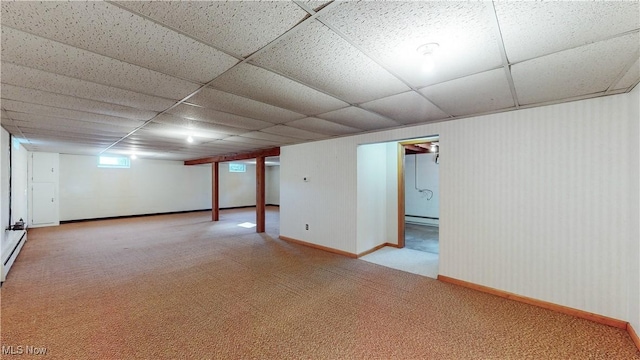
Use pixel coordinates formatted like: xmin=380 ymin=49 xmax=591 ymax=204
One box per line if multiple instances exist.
xmin=187 ymin=135 xmax=194 ymax=143
xmin=417 ymin=42 xmax=440 ymax=72
xmin=416 ymin=42 xmax=440 ymax=57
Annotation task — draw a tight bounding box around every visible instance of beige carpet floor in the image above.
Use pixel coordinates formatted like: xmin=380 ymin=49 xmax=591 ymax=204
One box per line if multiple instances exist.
xmin=1 ymin=207 xmax=638 ymax=359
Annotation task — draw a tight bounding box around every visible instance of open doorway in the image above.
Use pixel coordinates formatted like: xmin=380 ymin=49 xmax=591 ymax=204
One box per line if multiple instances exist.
xmin=399 ymin=139 xmax=440 ymax=257
xmin=356 ymin=136 xmax=440 ymax=278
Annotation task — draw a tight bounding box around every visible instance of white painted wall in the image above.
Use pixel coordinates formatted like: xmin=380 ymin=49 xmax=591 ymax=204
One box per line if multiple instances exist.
xmin=629 ymin=84 xmax=640 ymax=333
xmin=1 ymin=128 xmax=9 ymax=240
xmin=59 ymin=156 xmax=280 ymax=221
xmin=405 ymin=153 xmax=439 ymax=226
xmin=11 ymin=138 xmax=28 ymax=225
xmin=266 ymin=166 xmax=280 ymax=205
xmin=281 ymin=92 xmax=637 ymax=322
xmin=356 ymin=143 xmax=389 ymax=254
xmin=60 ymin=155 xmax=211 ymax=221
xmin=385 ymin=142 xmax=399 ymax=245
xmin=219 ymin=163 xmax=280 ymax=207
xmin=281 ymin=140 xmax=357 ymax=254
xmin=219 ymin=162 xmax=256 ymax=208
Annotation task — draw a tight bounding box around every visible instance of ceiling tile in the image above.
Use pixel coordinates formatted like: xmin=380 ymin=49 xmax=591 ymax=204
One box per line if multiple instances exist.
xmin=188 ymin=87 xmax=304 ymax=124
xmin=152 ymin=114 xmax=248 ymax=136
xmin=260 ymin=125 xmax=330 ymax=140
xmin=9 ymin=119 xmax=128 ymax=139
xmin=1 ymin=121 xmax=20 ymax=134
xmin=360 ymin=91 xmax=450 ymax=125
xmin=139 ymin=123 xmax=227 ymax=143
xmin=159 ymin=152 xmax=210 ymax=160
xmin=298 ymin=1 xmax=333 ymax=13
xmin=210 ymin=63 xmax=348 ymax=115
xmin=419 ymin=69 xmax=515 ymax=116
xmin=13 ymin=126 xmax=121 ymax=142
xmin=1 ymin=27 xmax=200 ymax=100
xmin=251 ymin=21 xmax=409 ymax=104
xmin=613 ymin=58 xmax=640 ymax=91
xmin=1 ymin=2 xmax=238 ymax=83
xmin=2 ymin=84 xmax=157 ymax=121
xmin=204 ymin=140 xmax=259 ymax=152
xmin=220 ymin=136 xmax=280 ymax=147
xmin=116 ymin=140 xmax=184 ymax=152
xmin=239 ymin=131 xmax=302 ymax=144
xmin=26 ymin=142 xmax=105 ymax=152
xmin=321 ymin=1 xmax=502 ymax=88
xmin=6 ymin=111 xmax=140 ymax=134
xmin=317 ymin=106 xmax=399 ymax=131
xmin=2 ymin=100 xmax=145 ymax=128
xmin=168 ymin=104 xmax=273 ymax=131
xmin=513 ymin=33 xmax=640 ymax=105
xmin=286 ymin=117 xmax=361 ymax=136
xmin=1 ymin=63 xmax=176 ymax=112
xmin=22 ymin=138 xmax=112 ymax=153
xmin=495 ymin=1 xmax=640 ymax=63
xmin=113 ymin=1 xmax=308 ymax=57
xmin=152 ymin=114 xmax=250 ymax=137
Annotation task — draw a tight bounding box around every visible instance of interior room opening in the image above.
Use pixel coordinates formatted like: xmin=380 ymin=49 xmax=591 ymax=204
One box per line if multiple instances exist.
xmin=356 ymin=135 xmax=440 ymax=279
xmin=403 ymin=139 xmax=440 ymax=258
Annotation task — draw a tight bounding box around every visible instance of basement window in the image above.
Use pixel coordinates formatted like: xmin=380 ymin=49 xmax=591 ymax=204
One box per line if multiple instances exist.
xmin=228 ymin=163 xmax=246 ymax=173
xmin=98 ymin=156 xmax=130 ymax=169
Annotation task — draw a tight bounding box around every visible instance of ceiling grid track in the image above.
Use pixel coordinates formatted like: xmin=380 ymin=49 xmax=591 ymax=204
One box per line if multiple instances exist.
xmin=100 ymin=0 xmax=343 ymax=155
xmin=507 ymin=28 xmax=640 ymax=68
xmin=105 ymin=0 xmax=246 ymax=61
xmin=2 ymin=1 xmax=638 ymax=159
xmin=488 ymin=2 xmax=520 ymax=109
xmin=310 ymin=7 xmax=454 ymax=119
xmin=1 ymin=107 xmax=31 ymax=144
xmin=1 ymin=24 xmax=212 ymax=87
xmin=2 ymin=61 xmax=180 ymax=108
xmin=605 ymin=49 xmax=640 ymax=94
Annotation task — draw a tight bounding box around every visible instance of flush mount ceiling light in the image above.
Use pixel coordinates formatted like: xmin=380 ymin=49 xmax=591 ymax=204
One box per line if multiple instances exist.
xmin=417 ymin=42 xmax=440 ymax=72
xmin=416 ymin=42 xmax=440 ymax=56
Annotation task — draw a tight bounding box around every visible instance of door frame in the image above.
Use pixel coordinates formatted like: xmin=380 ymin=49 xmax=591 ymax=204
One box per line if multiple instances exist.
xmin=397 ymin=136 xmax=439 ymax=247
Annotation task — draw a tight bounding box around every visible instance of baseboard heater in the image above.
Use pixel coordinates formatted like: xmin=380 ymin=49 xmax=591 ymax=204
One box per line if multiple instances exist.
xmin=1 ymin=230 xmax=27 ymax=283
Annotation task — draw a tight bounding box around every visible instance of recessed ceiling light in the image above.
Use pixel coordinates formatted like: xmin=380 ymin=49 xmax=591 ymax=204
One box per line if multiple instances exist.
xmin=187 ymin=135 xmax=194 ymax=143
xmin=130 ymin=154 xmax=137 ymax=160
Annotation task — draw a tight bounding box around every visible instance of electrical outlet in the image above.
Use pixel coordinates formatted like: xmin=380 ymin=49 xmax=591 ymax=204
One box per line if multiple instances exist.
xmin=305 ymin=224 xmax=309 ymax=230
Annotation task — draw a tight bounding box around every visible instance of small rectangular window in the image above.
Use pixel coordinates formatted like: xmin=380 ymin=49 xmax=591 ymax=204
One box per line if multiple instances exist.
xmin=228 ymin=163 xmax=246 ymax=172
xmin=98 ymin=156 xmax=130 ymax=168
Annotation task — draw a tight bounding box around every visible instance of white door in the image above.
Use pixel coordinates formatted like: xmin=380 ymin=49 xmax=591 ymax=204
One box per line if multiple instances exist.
xmin=32 ymin=182 xmax=56 ymax=225
xmin=32 ymin=152 xmax=57 ymax=182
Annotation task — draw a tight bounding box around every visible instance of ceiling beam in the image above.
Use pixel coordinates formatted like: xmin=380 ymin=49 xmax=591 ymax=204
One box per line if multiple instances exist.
xmin=184 ymin=147 xmax=280 ymax=165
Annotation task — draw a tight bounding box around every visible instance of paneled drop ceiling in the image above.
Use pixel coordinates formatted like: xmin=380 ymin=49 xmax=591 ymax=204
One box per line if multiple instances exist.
xmin=1 ymin=1 xmax=638 ymax=161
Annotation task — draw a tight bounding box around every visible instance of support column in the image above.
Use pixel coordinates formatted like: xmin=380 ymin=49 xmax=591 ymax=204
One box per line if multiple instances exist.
xmin=256 ymin=156 xmax=265 ymax=233
xmin=212 ymin=162 xmax=219 ymax=221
